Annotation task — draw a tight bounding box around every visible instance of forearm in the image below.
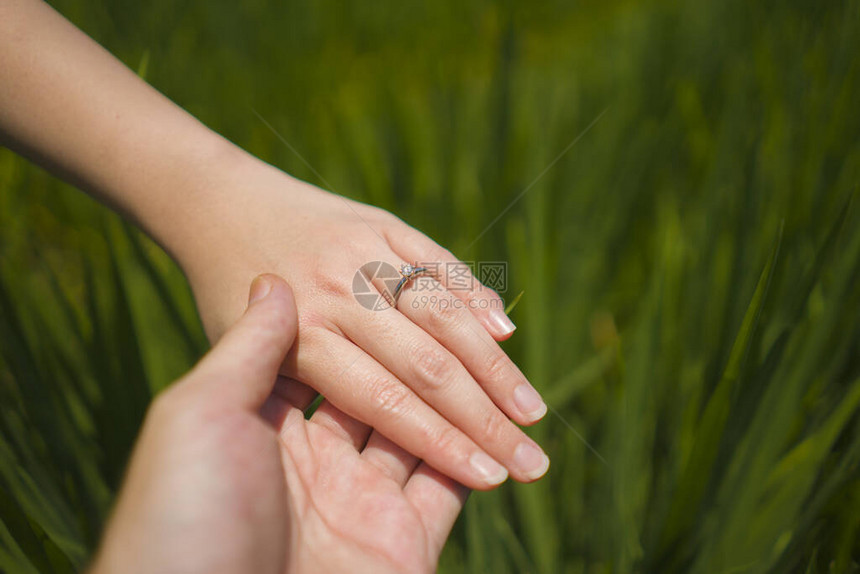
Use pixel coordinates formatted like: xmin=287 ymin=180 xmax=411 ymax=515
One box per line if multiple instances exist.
xmin=0 ymin=0 xmax=256 ymax=264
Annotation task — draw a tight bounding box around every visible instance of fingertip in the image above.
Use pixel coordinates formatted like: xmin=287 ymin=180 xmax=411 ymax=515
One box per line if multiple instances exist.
xmin=491 ymin=326 xmax=516 ymax=342
xmin=512 ymin=442 xmax=551 ymax=482
xmin=248 ymin=274 xmax=274 ymax=305
xmin=469 ymin=451 xmax=509 ymax=489
xmin=513 ymin=384 xmax=548 ymax=424
xmin=487 ymin=309 xmax=516 ymax=340
xmin=245 ymin=274 xmax=298 ymax=334
xmin=517 ymin=403 xmax=548 ymax=426
xmin=527 ymin=454 xmax=551 ymax=482
xmin=248 ymin=273 xmax=295 ymax=308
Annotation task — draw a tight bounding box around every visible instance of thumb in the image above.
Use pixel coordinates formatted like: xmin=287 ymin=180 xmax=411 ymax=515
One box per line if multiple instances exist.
xmin=190 ymin=274 xmax=298 ymax=411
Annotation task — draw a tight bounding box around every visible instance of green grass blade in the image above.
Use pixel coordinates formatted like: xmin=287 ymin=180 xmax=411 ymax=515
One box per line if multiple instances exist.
xmin=660 ymin=222 xmax=783 ymax=552
xmin=504 ymin=290 xmax=524 ymax=315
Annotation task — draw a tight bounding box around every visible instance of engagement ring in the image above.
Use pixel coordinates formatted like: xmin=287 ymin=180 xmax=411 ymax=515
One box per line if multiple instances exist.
xmin=393 ymin=263 xmax=427 ymax=300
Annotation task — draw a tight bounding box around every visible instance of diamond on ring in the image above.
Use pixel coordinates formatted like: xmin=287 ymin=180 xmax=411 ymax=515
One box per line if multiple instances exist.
xmin=393 ymin=263 xmax=427 ymax=300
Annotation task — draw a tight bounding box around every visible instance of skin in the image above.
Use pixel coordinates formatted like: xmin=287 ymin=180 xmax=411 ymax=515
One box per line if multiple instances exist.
xmin=91 ymin=275 xmax=468 ymax=574
xmin=0 ymin=0 xmax=550 ymax=489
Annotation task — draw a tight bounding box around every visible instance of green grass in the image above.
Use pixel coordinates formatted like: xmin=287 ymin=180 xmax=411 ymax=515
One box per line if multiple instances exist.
xmin=2 ymin=0 xmax=860 ymax=572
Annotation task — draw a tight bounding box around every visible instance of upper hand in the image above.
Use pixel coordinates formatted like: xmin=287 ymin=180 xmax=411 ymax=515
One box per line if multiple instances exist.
xmin=179 ymin=159 xmax=550 ymax=489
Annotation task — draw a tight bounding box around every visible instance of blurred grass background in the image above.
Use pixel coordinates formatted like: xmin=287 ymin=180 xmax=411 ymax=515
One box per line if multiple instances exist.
xmin=1 ymin=0 xmax=859 ymax=572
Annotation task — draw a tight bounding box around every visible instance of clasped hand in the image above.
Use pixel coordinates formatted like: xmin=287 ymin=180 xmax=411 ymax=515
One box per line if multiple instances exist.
xmin=92 ymin=275 xmax=470 ymax=574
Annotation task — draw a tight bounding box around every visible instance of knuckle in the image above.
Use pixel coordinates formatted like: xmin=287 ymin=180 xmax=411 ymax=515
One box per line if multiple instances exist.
xmin=483 ymin=351 xmax=512 ymax=382
xmin=426 ymin=423 xmax=462 ymax=455
xmin=411 ymin=345 xmax=457 ymax=391
xmin=369 ymin=378 xmax=413 ymax=418
xmin=461 ymin=288 xmax=481 ymax=306
xmin=426 ymin=298 xmax=463 ymax=332
xmin=477 ymin=409 xmax=511 ymax=444
xmin=316 ymin=272 xmax=351 ymax=298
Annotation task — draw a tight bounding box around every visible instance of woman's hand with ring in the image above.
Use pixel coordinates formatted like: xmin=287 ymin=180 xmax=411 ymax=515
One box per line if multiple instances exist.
xmin=174 ymin=154 xmax=550 ymax=490
xmin=0 ymin=0 xmax=549 ymax=491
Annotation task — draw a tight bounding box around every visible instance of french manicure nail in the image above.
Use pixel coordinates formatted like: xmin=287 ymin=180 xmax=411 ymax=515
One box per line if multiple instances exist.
xmin=514 ymin=384 xmax=547 ymax=421
xmin=489 ymin=310 xmax=516 ymax=337
xmin=514 ymin=441 xmax=550 ymax=480
xmin=469 ymin=451 xmax=509 ymax=486
xmin=248 ymin=275 xmax=272 ymax=305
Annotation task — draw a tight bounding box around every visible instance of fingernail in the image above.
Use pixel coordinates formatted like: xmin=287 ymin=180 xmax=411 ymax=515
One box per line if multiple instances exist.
xmin=514 ymin=384 xmax=547 ymax=421
xmin=469 ymin=451 xmax=508 ymax=486
xmin=514 ymin=441 xmax=550 ymax=480
xmin=248 ymin=275 xmax=272 ymax=306
xmin=488 ymin=310 xmax=516 ymax=337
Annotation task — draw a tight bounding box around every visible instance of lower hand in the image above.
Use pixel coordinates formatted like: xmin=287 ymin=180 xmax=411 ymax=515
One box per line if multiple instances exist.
xmin=91 ymin=275 xmax=468 ymax=574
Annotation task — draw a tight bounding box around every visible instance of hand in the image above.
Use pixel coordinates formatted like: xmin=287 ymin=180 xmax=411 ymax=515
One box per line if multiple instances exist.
xmin=91 ymin=274 xmax=468 ymax=574
xmin=178 ymin=158 xmax=551 ymax=490
xmin=0 ymin=0 xmax=549 ymax=491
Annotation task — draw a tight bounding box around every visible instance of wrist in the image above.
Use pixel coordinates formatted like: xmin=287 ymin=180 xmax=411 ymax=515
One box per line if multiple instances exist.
xmin=143 ymin=135 xmax=309 ymax=309
xmin=116 ymin=128 xmax=250 ymax=265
